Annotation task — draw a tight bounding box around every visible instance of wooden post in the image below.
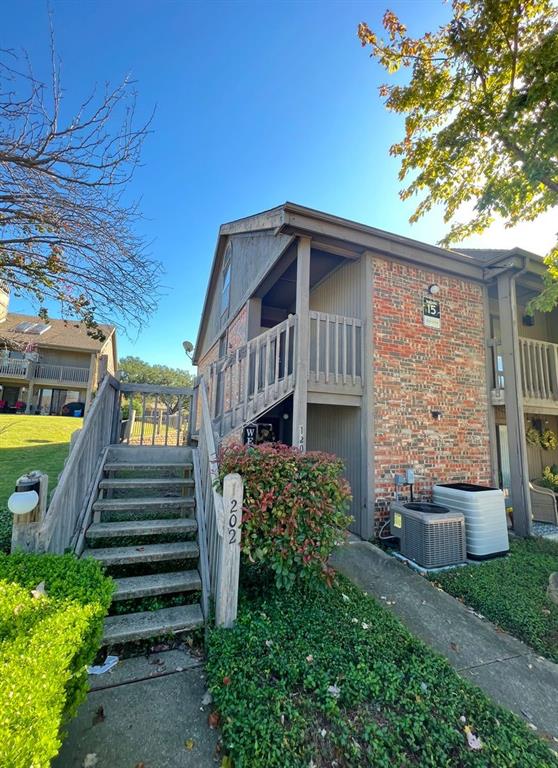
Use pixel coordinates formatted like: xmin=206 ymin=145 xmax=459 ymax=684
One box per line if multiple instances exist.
xmin=292 ymin=236 xmax=311 ymax=452
xmin=215 ymin=473 xmax=243 ymax=628
xmin=11 ymin=472 xmax=48 ymax=553
xmin=497 ymin=271 xmax=532 ymax=536
xmin=25 ymin=381 xmax=34 ymax=414
xmin=124 ymin=409 xmax=136 ymax=443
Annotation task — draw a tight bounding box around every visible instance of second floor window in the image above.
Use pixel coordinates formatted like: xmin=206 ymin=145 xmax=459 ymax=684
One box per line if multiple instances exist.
xmin=221 ymin=243 xmax=232 ymax=319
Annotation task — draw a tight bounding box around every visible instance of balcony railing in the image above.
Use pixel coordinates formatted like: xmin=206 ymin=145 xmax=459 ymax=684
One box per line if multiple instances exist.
xmin=490 ymin=337 xmax=558 ymax=407
xmin=33 ymin=363 xmax=90 ymax=385
xmin=0 ymin=359 xmax=30 ymax=378
xmin=309 ymin=311 xmax=362 ymax=386
xmin=209 ymin=310 xmax=364 ymax=434
xmin=0 ymin=358 xmax=90 ymax=386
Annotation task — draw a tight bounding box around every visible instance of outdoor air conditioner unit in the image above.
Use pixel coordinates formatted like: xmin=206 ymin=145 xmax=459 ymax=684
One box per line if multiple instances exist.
xmin=390 ymin=501 xmax=467 ymax=569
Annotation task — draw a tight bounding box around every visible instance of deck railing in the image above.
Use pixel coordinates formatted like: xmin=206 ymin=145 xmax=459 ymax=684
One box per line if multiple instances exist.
xmin=34 ymin=363 xmax=90 ymax=385
xmin=34 ymin=375 xmax=120 ymax=553
xmin=119 ymin=383 xmax=193 ymax=446
xmin=212 ymin=314 xmax=297 ymax=428
xmin=309 ymin=310 xmax=362 ymax=384
xmin=0 ymin=359 xmax=30 ymax=378
xmin=0 ymin=358 xmax=90 ymax=385
xmin=490 ymin=337 xmax=558 ymax=404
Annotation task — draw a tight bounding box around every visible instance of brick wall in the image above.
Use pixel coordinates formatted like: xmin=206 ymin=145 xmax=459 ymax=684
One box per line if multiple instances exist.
xmin=227 ymin=304 xmax=248 ymax=354
xmin=196 ymin=304 xmax=249 ymax=426
xmin=372 ymin=255 xmax=491 ymax=526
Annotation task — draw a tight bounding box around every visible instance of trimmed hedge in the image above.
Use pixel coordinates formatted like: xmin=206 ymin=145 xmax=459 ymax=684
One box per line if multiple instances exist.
xmin=0 ymin=552 xmax=113 ymax=767
xmin=218 ymin=443 xmax=352 ymax=588
xmin=207 ymin=573 xmax=557 ymax=767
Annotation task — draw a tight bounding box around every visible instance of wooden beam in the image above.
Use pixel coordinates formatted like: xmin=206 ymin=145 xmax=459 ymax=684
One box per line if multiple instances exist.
xmin=215 ymin=472 xmax=243 ymax=628
xmin=307 ymin=391 xmax=361 ymax=407
xmin=497 ymin=272 xmax=532 ymax=536
xmin=483 ymin=286 xmax=499 ymax=488
xmin=361 ymin=252 xmax=375 ymax=540
xmin=292 ymin=236 xmax=311 ymax=451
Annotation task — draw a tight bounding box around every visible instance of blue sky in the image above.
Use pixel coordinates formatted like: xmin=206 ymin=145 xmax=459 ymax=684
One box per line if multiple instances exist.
xmin=3 ymin=1 xmax=555 ymax=370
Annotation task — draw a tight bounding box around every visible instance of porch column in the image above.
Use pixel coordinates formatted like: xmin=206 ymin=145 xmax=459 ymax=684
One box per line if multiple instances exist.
xmin=246 ymin=297 xmax=262 ymax=341
xmin=292 ymin=236 xmax=311 ymax=452
xmin=497 ymin=271 xmax=532 ymax=536
xmin=25 ymin=381 xmax=34 ymax=414
xmin=84 ymin=353 xmax=97 ymax=416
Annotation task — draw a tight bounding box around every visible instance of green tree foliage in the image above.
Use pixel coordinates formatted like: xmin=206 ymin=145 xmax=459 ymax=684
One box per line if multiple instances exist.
xmin=359 ymin=0 xmax=558 ymax=309
xmin=119 ymin=356 xmax=193 ymax=414
xmin=119 ymin=355 xmax=193 ymax=389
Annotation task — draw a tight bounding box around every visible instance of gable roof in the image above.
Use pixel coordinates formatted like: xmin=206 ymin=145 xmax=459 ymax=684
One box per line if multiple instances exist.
xmin=194 ymin=202 xmax=486 ymax=361
xmin=194 ymin=202 xmax=547 ymax=362
xmin=0 ymin=312 xmax=115 ymax=353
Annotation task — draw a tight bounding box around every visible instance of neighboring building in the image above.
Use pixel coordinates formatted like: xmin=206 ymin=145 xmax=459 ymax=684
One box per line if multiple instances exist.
xmin=0 ymin=284 xmax=117 ymax=416
xmin=194 ymin=202 xmax=558 ymax=538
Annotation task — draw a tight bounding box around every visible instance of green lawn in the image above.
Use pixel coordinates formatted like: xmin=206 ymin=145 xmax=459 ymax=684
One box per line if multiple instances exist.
xmin=431 ymin=537 xmax=558 ymax=663
xmin=207 ymin=571 xmax=556 ymax=767
xmin=0 ymin=414 xmax=82 ymax=552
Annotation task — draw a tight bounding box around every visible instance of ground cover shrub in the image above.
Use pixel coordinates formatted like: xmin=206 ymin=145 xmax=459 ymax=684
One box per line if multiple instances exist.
xmin=207 ymin=573 xmax=556 ymax=767
xmin=0 ymin=552 xmax=113 ymax=767
xmin=218 ymin=443 xmax=352 ymax=588
xmin=0 ymin=505 xmax=11 ymax=553
xmin=432 ymin=537 xmax=558 ymax=662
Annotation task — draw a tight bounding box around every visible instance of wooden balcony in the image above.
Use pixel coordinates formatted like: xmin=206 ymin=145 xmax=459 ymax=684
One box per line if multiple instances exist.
xmin=0 ymin=359 xmax=30 ymax=379
xmin=0 ymin=358 xmax=90 ymax=387
xmin=490 ymin=337 xmax=558 ymax=413
xmin=33 ymin=363 xmax=90 ymax=386
xmin=210 ymin=311 xmax=363 ymax=433
xmin=308 ymin=310 xmax=363 ymax=402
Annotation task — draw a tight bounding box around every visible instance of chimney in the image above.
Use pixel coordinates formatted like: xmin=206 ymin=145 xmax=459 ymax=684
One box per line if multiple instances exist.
xmin=0 ymin=281 xmax=9 ymax=323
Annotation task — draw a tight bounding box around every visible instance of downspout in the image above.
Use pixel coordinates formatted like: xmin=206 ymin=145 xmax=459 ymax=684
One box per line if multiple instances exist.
xmin=485 ymin=254 xmax=532 ymax=536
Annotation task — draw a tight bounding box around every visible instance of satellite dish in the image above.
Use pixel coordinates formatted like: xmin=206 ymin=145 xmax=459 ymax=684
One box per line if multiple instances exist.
xmin=183 ymin=340 xmax=194 ymax=358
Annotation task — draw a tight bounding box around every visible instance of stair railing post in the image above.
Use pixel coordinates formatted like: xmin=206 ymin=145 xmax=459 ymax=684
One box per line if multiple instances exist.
xmin=215 ymin=472 xmax=243 ymax=628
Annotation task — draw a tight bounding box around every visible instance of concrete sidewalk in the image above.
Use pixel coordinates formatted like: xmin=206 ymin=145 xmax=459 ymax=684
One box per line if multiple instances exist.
xmin=55 ymin=650 xmax=218 ymax=768
xmin=331 ymin=541 xmax=558 ymax=742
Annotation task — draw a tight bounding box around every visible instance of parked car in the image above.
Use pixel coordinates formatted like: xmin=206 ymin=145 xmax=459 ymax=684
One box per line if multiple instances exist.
xmin=61 ymin=401 xmax=85 ymax=417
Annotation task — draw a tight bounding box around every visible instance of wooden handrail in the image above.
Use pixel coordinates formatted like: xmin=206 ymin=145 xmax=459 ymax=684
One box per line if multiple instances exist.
xmin=489 ymin=337 xmax=558 ymax=402
xmin=36 ymin=374 xmax=121 ymax=553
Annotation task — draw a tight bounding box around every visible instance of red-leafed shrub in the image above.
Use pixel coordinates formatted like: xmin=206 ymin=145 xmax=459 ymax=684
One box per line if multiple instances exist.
xmin=218 ymin=443 xmax=352 ymax=589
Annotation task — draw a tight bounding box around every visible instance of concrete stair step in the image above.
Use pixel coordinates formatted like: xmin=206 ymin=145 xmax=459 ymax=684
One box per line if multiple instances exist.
xmin=86 ymin=518 xmax=197 ymax=541
xmin=112 ymin=570 xmax=201 ymax=601
xmin=102 ymin=604 xmax=204 ymax=645
xmin=93 ymin=497 xmax=194 ymax=513
xmin=83 ymin=540 xmax=199 ymax=566
xmin=104 ymin=462 xmax=193 ymax=473
xmin=99 ymin=477 xmax=194 ymax=491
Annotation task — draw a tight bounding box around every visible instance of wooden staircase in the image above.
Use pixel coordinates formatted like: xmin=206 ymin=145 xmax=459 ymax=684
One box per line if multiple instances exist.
xmin=81 ymin=445 xmax=204 ymax=646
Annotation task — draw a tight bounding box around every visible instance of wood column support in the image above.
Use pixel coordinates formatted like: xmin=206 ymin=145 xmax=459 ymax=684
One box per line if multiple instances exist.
xmin=292 ymin=236 xmax=311 ymax=452
xmin=497 ymin=271 xmax=532 ymax=536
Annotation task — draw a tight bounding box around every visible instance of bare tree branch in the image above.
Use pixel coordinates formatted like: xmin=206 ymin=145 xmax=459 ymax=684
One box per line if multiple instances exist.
xmin=0 ymin=42 xmax=161 ymax=340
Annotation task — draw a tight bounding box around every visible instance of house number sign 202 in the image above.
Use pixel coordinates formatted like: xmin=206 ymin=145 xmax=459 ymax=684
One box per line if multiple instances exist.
xmin=228 ymin=497 xmax=239 ymax=544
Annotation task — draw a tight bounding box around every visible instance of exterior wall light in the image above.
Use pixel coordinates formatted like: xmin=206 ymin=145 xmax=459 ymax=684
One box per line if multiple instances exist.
xmin=428 ymin=284 xmax=441 ymax=295
xmin=8 ymin=490 xmax=39 ymax=516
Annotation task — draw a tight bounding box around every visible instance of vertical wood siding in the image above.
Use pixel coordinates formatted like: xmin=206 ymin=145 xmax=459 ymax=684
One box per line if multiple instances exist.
xmin=198 ymin=231 xmax=292 ymax=360
xmin=309 ymin=258 xmax=364 ymax=319
xmin=307 ymin=403 xmax=362 ymax=535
